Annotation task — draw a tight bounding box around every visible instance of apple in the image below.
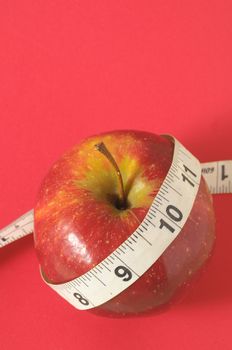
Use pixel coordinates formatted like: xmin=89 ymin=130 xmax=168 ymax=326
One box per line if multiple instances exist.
xmin=34 ymin=130 xmax=215 ymax=316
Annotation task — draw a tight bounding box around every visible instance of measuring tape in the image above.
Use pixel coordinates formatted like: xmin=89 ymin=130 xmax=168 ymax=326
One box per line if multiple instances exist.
xmin=201 ymin=160 xmax=232 ymax=194
xmin=0 ymin=137 xmax=231 ymax=310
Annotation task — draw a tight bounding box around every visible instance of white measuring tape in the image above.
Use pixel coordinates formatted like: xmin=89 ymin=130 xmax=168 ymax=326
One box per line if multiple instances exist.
xmin=0 ymin=137 xmax=231 ymax=310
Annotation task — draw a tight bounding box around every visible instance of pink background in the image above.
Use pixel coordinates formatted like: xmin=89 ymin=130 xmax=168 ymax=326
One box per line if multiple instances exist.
xmin=0 ymin=1 xmax=232 ymax=349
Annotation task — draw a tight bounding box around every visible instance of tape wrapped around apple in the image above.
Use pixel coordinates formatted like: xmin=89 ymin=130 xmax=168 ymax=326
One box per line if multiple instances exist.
xmin=34 ymin=130 xmax=215 ymax=316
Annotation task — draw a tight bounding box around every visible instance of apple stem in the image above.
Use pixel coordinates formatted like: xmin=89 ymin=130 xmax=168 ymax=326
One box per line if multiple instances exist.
xmin=95 ymin=142 xmax=127 ymax=209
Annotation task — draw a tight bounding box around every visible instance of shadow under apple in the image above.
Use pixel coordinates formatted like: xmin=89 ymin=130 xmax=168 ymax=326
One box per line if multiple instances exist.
xmin=0 ymin=234 xmax=33 ymax=269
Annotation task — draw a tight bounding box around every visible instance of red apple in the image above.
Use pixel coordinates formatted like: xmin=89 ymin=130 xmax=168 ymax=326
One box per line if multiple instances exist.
xmin=34 ymin=130 xmax=215 ymax=316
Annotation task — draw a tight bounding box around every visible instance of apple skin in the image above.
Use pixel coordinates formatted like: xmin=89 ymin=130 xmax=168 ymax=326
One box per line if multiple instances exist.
xmin=34 ymin=130 xmax=215 ymax=316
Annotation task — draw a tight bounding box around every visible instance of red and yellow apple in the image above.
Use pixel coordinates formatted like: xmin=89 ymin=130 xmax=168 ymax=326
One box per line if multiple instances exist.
xmin=34 ymin=130 xmax=215 ymax=316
